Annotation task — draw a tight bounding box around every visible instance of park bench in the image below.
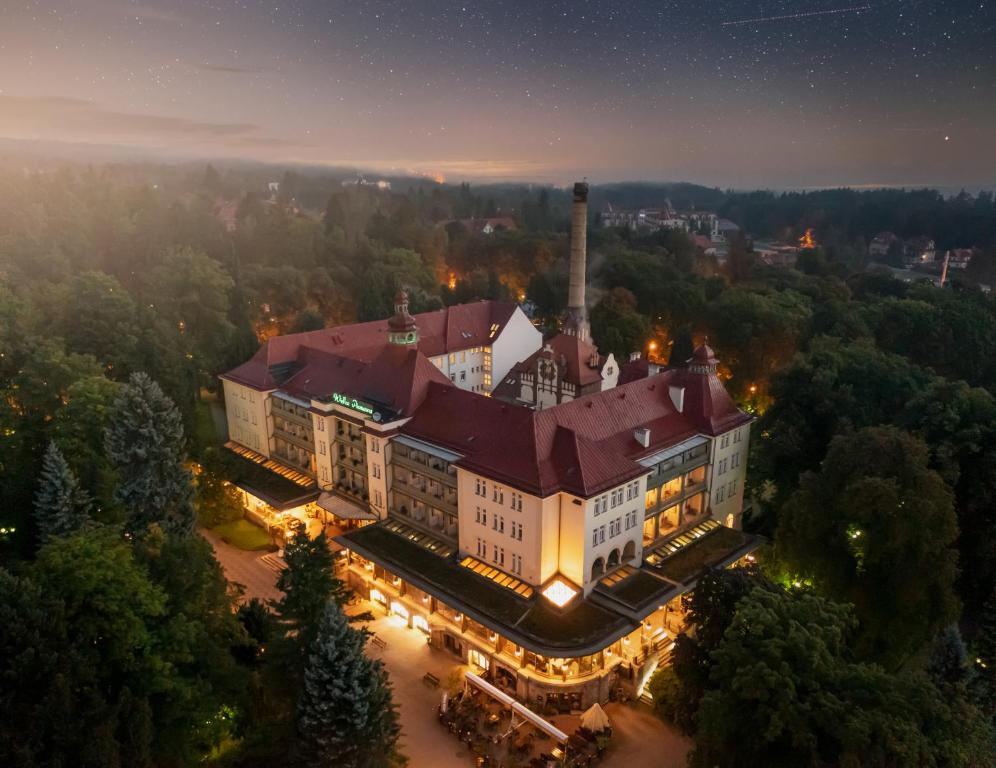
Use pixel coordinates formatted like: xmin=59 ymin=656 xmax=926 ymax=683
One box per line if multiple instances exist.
xmin=422 ymin=672 xmax=441 ymax=687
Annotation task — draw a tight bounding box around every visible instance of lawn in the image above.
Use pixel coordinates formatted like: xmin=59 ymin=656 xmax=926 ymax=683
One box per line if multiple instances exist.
xmin=213 ymin=519 xmax=277 ymax=552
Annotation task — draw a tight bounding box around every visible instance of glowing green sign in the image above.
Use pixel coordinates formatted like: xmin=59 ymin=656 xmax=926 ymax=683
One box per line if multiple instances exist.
xmin=332 ymin=392 xmax=375 ymax=416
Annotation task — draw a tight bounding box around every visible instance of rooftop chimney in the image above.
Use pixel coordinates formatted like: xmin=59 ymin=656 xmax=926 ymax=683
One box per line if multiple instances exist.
xmin=634 ymin=427 xmax=651 ymax=448
xmin=565 ymin=181 xmax=590 ymax=341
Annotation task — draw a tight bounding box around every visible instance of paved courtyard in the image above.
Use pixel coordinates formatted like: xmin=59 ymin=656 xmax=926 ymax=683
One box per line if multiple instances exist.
xmin=206 ymin=530 xmax=691 ymax=767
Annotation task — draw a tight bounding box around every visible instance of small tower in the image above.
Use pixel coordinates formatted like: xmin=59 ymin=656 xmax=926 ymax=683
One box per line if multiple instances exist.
xmin=687 ymin=342 xmax=719 ymax=376
xmin=387 ymin=290 xmax=418 ymax=345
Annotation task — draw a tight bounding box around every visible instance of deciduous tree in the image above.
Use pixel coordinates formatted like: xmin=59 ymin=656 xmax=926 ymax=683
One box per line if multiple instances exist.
xmin=777 ymin=426 xmax=960 ymax=665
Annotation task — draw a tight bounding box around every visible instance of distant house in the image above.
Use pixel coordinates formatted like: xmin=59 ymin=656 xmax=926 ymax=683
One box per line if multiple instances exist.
xmin=869 ymin=231 xmax=898 ymax=257
xmin=945 ymin=248 xmax=975 ymax=269
xmin=753 ymin=241 xmax=799 ymax=268
xmin=903 ymin=237 xmax=936 ymax=266
xmin=341 ymin=174 xmax=391 ymax=190
xmin=215 ymin=200 xmax=239 ymax=233
xmin=692 ymin=234 xmax=717 ymax=256
xmin=716 ymin=219 xmax=740 ymax=239
xmin=442 ymin=217 xmax=517 ymax=235
xmin=600 ymin=205 xmax=719 ymax=237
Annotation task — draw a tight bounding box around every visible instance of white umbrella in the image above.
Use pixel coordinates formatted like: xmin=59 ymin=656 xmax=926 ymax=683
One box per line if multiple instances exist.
xmin=580 ymin=702 xmax=610 ymax=732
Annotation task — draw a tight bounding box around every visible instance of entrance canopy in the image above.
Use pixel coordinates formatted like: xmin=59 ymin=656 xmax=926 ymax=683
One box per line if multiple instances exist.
xmin=317 ymin=492 xmax=378 ymax=521
xmin=464 ymin=671 xmax=568 ymax=744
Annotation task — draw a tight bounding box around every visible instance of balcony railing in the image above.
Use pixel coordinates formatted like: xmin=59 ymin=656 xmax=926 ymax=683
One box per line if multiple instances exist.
xmin=273 ymin=424 xmax=314 ymax=452
xmin=393 ymin=477 xmax=457 ymax=512
xmin=391 ymin=450 xmax=457 ymax=486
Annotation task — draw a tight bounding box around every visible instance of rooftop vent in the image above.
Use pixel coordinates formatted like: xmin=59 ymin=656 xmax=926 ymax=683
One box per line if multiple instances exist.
xmin=634 ymin=427 xmax=651 ymax=448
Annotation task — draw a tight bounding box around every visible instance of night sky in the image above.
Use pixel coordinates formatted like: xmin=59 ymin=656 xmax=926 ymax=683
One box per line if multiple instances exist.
xmin=1 ymin=1 xmax=994 ymax=187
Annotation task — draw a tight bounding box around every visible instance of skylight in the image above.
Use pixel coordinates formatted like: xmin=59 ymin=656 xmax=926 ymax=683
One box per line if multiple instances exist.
xmin=542 ymin=577 xmax=578 ymax=608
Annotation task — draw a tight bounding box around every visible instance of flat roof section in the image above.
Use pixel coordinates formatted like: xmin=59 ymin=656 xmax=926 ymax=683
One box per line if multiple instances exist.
xmin=337 ymin=523 xmax=636 ymax=656
xmin=223 ymin=445 xmax=319 ymax=510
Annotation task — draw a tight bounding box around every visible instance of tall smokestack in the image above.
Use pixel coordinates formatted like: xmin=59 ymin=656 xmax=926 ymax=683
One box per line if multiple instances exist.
xmin=566 ymin=180 xmax=590 ymax=341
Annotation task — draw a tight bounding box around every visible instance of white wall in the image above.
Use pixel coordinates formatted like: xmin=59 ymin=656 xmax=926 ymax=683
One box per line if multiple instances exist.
xmin=490 ymin=307 xmax=542 ymax=393
xmin=366 ymin=433 xmax=389 ymax=518
xmin=312 ymin=410 xmax=335 ymax=488
xmin=429 ymin=348 xmax=488 ymax=394
xmin=709 ymin=424 xmax=750 ymax=528
xmin=599 ymin=353 xmax=619 ymax=391
xmin=223 ymin=379 xmax=272 ymax=456
xmin=579 ymin=478 xmax=645 ymax=594
xmin=456 ymin=468 xmax=548 ymax=586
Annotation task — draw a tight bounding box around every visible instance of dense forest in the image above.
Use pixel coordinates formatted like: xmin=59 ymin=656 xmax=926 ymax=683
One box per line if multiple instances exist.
xmin=1 ymin=160 xmax=995 ymax=765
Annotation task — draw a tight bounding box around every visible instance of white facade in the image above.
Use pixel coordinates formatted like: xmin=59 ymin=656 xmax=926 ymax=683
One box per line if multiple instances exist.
xmin=223 ymin=379 xmax=272 ymax=456
xmin=708 ymin=424 xmax=750 ymax=529
xmin=490 ymin=307 xmax=543 ymax=392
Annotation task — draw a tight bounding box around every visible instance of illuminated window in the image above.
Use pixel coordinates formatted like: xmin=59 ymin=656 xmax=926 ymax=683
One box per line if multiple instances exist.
xmin=542 ymin=578 xmax=578 ymax=608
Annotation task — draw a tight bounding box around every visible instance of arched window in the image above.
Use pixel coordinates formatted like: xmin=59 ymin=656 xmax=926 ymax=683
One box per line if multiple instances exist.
xmin=590 ymin=557 xmax=605 ymax=582
xmin=622 ymin=539 xmax=637 ymax=562
xmin=607 ymin=548 xmax=620 ymax=568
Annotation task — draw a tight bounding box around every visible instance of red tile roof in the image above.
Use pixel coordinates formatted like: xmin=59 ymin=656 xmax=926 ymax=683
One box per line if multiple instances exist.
xmin=222 ymin=300 xmax=519 ymax=391
xmin=403 ymin=349 xmax=750 ymax=496
xmin=510 ymin=333 xmax=606 ymax=387
xmin=280 ymin=344 xmax=451 ymax=416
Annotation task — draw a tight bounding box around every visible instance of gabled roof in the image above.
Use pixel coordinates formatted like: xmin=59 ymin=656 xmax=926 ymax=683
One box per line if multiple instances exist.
xmin=222 ymin=300 xmax=519 ymax=391
xmin=279 ymin=344 xmax=451 ymax=416
xmin=511 ymin=333 xmax=607 ymax=387
xmin=402 ymin=347 xmax=751 ymax=497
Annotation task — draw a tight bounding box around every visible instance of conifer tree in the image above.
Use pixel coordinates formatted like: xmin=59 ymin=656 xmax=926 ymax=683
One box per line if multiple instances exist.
xmin=275 ymin=531 xmax=368 ymax=662
xmin=33 ymin=441 xmax=92 ymax=542
xmin=295 ymin=600 xmax=400 ymax=768
xmin=104 ymin=372 xmax=194 ymax=535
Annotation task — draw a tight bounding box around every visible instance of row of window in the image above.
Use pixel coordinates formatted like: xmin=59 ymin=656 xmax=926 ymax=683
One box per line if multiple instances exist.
xmin=591 ymin=510 xmax=638 ymax=546
xmin=473 ymin=507 xmax=524 ymax=541
xmin=594 ymin=480 xmax=640 ymax=516
xmin=473 ymin=479 xmax=523 ymax=511
xmin=715 ymin=479 xmax=739 ymax=503
xmin=718 ymin=427 xmax=745 ymax=450
xmin=475 ymin=540 xmax=522 ymax=575
xmin=233 ymin=405 xmax=257 ymax=425
xmin=716 ymin=453 xmax=741 ymax=476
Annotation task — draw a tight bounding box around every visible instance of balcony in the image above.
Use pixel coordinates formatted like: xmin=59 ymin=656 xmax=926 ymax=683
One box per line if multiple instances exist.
xmin=271 ymin=399 xmax=312 ymax=427
xmin=393 ymin=476 xmax=457 ymax=512
xmin=336 ymin=428 xmax=364 ymax=446
xmin=273 ymin=423 xmax=314 ymax=452
xmin=646 ymin=451 xmax=708 ymax=487
xmin=390 ymin=506 xmax=458 ymax=542
xmin=392 ymin=450 xmax=457 ymax=487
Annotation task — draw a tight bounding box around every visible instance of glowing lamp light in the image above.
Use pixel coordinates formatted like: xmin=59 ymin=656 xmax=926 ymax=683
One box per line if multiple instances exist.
xmin=542 ymin=578 xmax=578 ymax=608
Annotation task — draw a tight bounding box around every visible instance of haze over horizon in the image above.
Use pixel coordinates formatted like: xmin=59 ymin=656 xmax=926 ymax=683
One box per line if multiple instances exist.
xmin=2 ymin=1 xmax=994 ymax=188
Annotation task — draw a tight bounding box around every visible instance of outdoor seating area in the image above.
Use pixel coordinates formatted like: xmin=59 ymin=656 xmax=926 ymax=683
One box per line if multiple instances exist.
xmin=437 ymin=676 xmax=611 ymax=768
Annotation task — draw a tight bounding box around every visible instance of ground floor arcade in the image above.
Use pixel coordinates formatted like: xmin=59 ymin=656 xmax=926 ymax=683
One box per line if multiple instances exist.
xmin=342 ymin=550 xmax=690 ymax=711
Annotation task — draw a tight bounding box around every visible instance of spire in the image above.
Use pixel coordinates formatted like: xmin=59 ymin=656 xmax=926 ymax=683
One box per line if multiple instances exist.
xmin=387 ymin=289 xmax=418 ymax=345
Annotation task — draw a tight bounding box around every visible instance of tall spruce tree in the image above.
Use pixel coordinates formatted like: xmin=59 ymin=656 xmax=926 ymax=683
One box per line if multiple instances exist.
xmin=275 ymin=531 xmax=367 ymax=664
xmin=295 ymin=600 xmax=400 ymax=768
xmin=104 ymin=372 xmax=194 ymax=535
xmin=33 ymin=441 xmax=92 ymax=542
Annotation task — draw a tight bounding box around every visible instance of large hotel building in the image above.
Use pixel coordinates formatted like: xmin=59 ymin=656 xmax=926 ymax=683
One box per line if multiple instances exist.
xmin=220 ymin=183 xmax=759 ymax=709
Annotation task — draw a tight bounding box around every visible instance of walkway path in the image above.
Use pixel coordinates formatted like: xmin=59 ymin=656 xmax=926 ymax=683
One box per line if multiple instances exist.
xmin=200 ymin=527 xmax=283 ymax=604
xmin=205 ymin=531 xmax=691 ymax=766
